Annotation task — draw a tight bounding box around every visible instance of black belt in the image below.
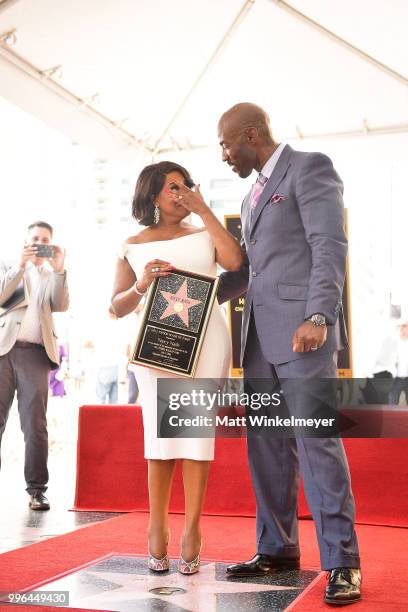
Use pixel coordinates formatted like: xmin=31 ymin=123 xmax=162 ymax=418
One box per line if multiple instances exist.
xmin=15 ymin=341 xmax=44 ymax=349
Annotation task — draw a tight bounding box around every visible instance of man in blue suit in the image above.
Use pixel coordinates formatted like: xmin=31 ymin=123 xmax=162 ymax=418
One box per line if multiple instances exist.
xmin=217 ymin=103 xmax=361 ymax=605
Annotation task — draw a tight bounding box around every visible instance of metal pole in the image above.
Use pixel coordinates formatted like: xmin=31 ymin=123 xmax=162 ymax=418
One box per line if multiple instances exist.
xmin=155 ymin=121 xmax=408 ymax=154
xmin=0 ymin=0 xmax=22 ymax=15
xmin=272 ymin=0 xmax=408 ymax=87
xmin=151 ymin=0 xmax=256 ymax=157
xmin=0 ymin=40 xmax=151 ymax=154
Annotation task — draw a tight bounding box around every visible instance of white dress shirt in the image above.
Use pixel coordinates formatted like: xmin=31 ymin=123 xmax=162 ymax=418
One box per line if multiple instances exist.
xmin=260 ymin=143 xmax=287 ymax=179
xmin=17 ymin=263 xmax=44 ymax=345
xmin=249 ymin=143 xmax=286 ymax=221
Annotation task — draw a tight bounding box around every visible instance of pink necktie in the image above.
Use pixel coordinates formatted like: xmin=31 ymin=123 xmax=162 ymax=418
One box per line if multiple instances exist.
xmin=251 ymin=173 xmax=268 ymax=208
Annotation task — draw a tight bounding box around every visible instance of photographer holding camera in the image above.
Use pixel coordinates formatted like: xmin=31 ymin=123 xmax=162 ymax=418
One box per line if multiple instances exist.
xmin=0 ymin=221 xmax=69 ymax=510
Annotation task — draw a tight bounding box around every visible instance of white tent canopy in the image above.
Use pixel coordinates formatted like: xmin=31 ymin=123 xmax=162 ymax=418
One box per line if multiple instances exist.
xmin=0 ymin=0 xmax=407 ymax=162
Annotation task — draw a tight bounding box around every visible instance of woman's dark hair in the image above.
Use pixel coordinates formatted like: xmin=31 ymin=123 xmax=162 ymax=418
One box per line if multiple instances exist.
xmin=132 ymin=161 xmax=194 ymax=226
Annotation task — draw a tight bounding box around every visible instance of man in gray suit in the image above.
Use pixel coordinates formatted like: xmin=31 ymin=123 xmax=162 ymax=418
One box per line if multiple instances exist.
xmin=217 ymin=103 xmax=361 ymax=605
xmin=0 ymin=221 xmax=69 ymax=510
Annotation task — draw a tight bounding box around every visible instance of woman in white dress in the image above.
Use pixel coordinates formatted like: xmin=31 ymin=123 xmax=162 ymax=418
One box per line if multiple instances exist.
xmin=111 ymin=161 xmax=243 ymax=574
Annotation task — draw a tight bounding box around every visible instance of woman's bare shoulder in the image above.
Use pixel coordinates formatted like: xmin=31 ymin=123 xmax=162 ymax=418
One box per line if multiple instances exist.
xmin=125 ymin=229 xmax=154 ymax=245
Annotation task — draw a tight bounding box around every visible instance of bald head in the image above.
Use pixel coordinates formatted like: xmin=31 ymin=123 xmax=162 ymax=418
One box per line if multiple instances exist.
xmin=218 ymin=103 xmax=273 ymax=142
xmin=217 ymin=102 xmax=277 ymax=178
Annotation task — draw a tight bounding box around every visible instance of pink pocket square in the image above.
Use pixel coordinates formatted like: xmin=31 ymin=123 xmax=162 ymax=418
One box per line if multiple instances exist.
xmin=270 ymin=193 xmax=286 ymax=204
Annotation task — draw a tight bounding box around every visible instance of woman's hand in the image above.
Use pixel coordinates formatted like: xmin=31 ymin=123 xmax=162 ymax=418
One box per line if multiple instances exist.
xmin=170 ymin=181 xmax=208 ymax=216
xmin=136 ymin=259 xmax=174 ymax=293
xmin=168 ymin=181 xmax=243 ymax=271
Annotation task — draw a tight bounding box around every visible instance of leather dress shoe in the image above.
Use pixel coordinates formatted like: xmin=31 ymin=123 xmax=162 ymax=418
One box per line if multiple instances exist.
xmin=325 ymin=568 xmax=362 ymax=605
xmin=29 ymin=492 xmax=50 ymax=511
xmin=227 ymin=554 xmax=300 ymax=577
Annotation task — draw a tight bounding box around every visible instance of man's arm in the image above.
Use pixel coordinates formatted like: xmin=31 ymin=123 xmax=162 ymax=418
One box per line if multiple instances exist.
xmin=296 ymin=152 xmax=348 ymax=325
xmin=50 ymin=271 xmax=69 ymax=312
xmin=217 ymin=198 xmax=250 ymax=304
xmin=47 ymin=246 xmax=69 ymax=312
xmin=0 ymin=261 xmax=25 ymax=307
xmin=217 ymin=236 xmax=249 ymax=304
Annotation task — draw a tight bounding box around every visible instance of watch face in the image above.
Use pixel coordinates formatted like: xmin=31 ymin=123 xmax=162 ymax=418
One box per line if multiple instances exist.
xmin=308 ymin=314 xmax=325 ymax=325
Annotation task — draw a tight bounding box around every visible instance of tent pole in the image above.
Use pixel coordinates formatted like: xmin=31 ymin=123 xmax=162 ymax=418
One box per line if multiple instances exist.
xmin=0 ymin=0 xmax=22 ymax=15
xmin=151 ymin=0 xmax=256 ymax=158
xmin=0 ymin=36 xmax=151 ymax=155
xmin=156 ymin=121 xmax=408 ymax=155
xmin=272 ymin=0 xmax=408 ymax=87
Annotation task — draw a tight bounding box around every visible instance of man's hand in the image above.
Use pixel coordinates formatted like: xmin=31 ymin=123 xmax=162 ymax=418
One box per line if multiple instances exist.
xmin=48 ymin=245 xmax=66 ymax=273
xmin=19 ymin=244 xmax=38 ymax=269
xmin=292 ymin=320 xmax=327 ymax=353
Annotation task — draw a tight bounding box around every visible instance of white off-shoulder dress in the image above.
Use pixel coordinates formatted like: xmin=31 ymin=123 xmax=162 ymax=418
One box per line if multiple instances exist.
xmin=120 ymin=230 xmax=231 ymax=460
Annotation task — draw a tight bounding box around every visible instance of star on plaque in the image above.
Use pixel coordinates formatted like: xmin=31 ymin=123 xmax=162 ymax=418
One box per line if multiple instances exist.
xmin=160 ymin=280 xmax=202 ymax=327
xmin=31 ymin=556 xmax=320 ymax=612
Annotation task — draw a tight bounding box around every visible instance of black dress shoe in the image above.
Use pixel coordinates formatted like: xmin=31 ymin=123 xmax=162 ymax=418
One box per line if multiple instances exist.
xmin=227 ymin=554 xmax=300 ymax=577
xmin=325 ymin=568 xmax=362 ymax=605
xmin=29 ymin=492 xmax=50 ymax=511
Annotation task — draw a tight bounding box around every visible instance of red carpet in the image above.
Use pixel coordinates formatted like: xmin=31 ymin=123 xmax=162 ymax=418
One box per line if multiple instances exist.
xmin=73 ymin=404 xmax=257 ymax=516
xmin=0 ymin=512 xmax=407 ymax=611
xmin=74 ymin=405 xmax=408 ymax=527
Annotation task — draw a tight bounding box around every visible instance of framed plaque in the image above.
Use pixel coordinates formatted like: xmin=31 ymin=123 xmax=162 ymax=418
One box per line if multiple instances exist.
xmin=224 ymin=215 xmax=245 ymax=377
xmin=130 ymin=268 xmax=219 ymax=377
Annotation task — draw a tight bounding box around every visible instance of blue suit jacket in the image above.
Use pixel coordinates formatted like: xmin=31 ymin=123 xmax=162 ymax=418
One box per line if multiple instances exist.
xmin=218 ymin=144 xmax=348 ymax=365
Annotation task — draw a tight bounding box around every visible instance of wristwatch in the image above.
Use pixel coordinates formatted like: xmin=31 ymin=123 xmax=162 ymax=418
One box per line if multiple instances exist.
xmin=306 ymin=313 xmax=326 ymax=326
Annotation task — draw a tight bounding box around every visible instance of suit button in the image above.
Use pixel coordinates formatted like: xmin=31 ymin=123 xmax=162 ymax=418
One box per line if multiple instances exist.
xmin=250 ymin=239 xmax=257 ymax=245
xmin=252 ymin=271 xmax=257 ymax=277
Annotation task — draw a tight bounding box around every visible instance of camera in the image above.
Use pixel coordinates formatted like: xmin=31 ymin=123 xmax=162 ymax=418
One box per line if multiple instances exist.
xmin=35 ymin=244 xmax=55 ymax=258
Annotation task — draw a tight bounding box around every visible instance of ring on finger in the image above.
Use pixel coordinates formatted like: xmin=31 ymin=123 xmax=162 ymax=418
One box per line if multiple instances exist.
xmin=311 ymin=346 xmax=318 ymax=351
xmin=151 ymin=267 xmax=160 ymax=273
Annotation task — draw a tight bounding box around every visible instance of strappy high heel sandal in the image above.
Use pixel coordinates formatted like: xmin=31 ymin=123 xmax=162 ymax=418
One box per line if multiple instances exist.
xmin=178 ymin=539 xmax=202 ymax=575
xmin=148 ymin=532 xmax=170 ymax=572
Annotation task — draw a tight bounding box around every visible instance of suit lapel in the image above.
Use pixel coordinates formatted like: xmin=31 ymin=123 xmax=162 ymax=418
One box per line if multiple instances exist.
xmin=250 ymin=145 xmax=292 ymax=235
xmin=241 ymin=192 xmax=252 ymax=245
